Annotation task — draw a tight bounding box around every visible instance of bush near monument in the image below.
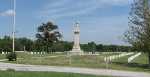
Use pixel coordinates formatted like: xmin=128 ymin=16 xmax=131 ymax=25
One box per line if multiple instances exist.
xmin=6 ymin=52 xmax=17 ymax=61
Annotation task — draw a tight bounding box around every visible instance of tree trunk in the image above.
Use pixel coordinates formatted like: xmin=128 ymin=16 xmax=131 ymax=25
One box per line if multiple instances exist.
xmin=148 ymin=52 xmax=150 ymax=67
xmin=46 ymin=45 xmax=48 ymax=53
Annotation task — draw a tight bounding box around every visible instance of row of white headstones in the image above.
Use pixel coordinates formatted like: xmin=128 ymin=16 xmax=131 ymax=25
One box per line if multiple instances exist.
xmin=1 ymin=52 xmax=47 ymax=55
xmin=128 ymin=52 xmax=141 ymax=63
xmin=104 ymin=52 xmax=142 ymax=63
xmin=1 ymin=52 xmax=9 ymax=54
xmin=1 ymin=51 xmax=141 ymax=63
xmin=30 ymin=52 xmax=46 ymax=55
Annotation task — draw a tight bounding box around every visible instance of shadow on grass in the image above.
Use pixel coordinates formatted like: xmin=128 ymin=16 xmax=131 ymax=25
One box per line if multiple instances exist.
xmin=112 ymin=62 xmax=150 ymax=71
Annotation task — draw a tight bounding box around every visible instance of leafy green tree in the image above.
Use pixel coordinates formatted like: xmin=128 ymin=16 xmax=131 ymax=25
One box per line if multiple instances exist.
xmin=96 ymin=44 xmax=103 ymax=52
xmin=63 ymin=41 xmax=73 ymax=51
xmin=16 ymin=38 xmax=33 ymax=51
xmin=36 ymin=21 xmax=62 ymax=52
xmin=51 ymin=42 xmax=64 ymax=52
xmin=0 ymin=36 xmax=12 ymax=52
xmin=124 ymin=0 xmax=150 ymax=66
xmin=88 ymin=42 xmax=96 ymax=53
xmin=32 ymin=40 xmax=43 ymax=52
xmin=81 ymin=44 xmax=89 ymax=52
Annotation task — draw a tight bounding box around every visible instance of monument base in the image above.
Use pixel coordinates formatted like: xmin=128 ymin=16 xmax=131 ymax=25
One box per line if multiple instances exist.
xmin=69 ymin=50 xmax=83 ymax=55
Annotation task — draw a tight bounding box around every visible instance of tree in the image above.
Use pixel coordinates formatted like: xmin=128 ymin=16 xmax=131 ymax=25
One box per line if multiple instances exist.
xmin=63 ymin=41 xmax=73 ymax=51
xmin=81 ymin=44 xmax=89 ymax=52
xmin=36 ymin=21 xmax=62 ymax=52
xmin=16 ymin=38 xmax=33 ymax=51
xmin=51 ymin=41 xmax=64 ymax=52
xmin=96 ymin=44 xmax=103 ymax=52
xmin=88 ymin=42 xmax=96 ymax=53
xmin=0 ymin=36 xmax=12 ymax=52
xmin=124 ymin=0 xmax=150 ymax=66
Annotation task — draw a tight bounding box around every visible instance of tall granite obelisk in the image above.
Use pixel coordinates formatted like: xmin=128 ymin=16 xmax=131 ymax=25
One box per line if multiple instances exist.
xmin=70 ymin=22 xmax=83 ymax=55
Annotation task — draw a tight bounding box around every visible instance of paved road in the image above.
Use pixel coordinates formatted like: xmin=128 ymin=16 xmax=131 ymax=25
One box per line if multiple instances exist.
xmin=0 ymin=62 xmax=150 ymax=77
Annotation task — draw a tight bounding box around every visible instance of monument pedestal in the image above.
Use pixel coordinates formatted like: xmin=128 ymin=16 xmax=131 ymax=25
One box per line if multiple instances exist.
xmin=69 ymin=22 xmax=84 ymax=55
xmin=69 ymin=49 xmax=83 ymax=55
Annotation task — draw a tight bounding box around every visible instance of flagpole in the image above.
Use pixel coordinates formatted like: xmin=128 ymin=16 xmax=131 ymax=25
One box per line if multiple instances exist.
xmin=13 ymin=0 xmax=16 ymax=52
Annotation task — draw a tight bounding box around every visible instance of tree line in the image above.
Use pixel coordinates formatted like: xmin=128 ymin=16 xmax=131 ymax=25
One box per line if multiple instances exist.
xmin=0 ymin=21 xmax=131 ymax=53
xmin=0 ymin=36 xmax=131 ymax=53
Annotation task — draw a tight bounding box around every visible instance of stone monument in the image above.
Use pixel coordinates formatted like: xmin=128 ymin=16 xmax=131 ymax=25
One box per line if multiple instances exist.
xmin=69 ymin=22 xmax=83 ymax=55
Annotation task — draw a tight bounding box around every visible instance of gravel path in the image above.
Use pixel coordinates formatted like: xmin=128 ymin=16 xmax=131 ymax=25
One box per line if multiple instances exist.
xmin=0 ymin=62 xmax=150 ymax=77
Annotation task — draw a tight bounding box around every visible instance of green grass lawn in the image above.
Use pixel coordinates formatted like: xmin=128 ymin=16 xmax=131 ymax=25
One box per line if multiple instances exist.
xmin=0 ymin=71 xmax=112 ymax=77
xmin=111 ymin=53 xmax=150 ymax=72
xmin=132 ymin=53 xmax=148 ymax=64
xmin=9 ymin=54 xmax=106 ymax=68
xmin=2 ymin=52 xmax=150 ymax=72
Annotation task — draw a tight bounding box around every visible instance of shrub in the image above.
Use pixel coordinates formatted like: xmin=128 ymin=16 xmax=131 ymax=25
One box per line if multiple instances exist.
xmin=6 ymin=52 xmax=17 ymax=61
xmin=6 ymin=68 xmax=15 ymax=72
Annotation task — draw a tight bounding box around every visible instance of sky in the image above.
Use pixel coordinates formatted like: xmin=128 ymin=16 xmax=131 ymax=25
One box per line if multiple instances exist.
xmin=0 ymin=0 xmax=133 ymax=45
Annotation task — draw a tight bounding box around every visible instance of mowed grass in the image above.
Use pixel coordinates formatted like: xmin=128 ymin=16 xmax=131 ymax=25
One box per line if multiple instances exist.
xmin=111 ymin=53 xmax=150 ymax=72
xmin=9 ymin=53 xmax=107 ymax=68
xmin=3 ymin=52 xmax=150 ymax=72
xmin=132 ymin=53 xmax=148 ymax=64
xmin=0 ymin=71 xmax=112 ymax=77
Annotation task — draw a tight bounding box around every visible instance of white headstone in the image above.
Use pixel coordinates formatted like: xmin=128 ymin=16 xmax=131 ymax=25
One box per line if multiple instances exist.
xmin=2 ymin=52 xmax=5 ymax=54
xmin=31 ymin=52 xmax=33 ymax=54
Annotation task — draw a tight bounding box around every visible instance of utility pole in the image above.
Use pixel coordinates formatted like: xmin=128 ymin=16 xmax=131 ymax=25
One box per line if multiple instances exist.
xmin=12 ymin=0 xmax=16 ymax=52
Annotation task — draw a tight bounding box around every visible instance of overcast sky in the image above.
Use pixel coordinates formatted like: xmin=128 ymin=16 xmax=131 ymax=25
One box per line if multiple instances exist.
xmin=0 ymin=0 xmax=133 ymax=45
